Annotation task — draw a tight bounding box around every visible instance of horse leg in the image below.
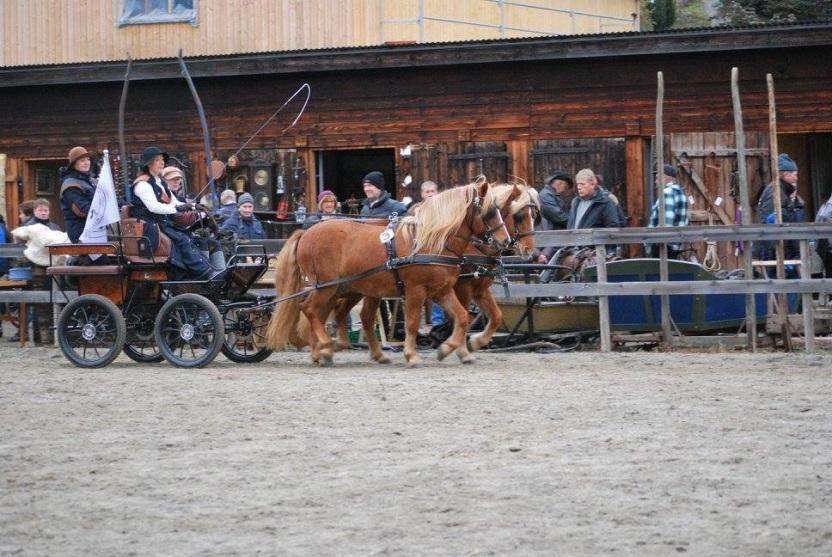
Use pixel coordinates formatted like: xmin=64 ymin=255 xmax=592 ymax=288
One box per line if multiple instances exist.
xmin=402 ymin=288 xmax=426 ymax=367
xmin=333 ymin=293 xmax=361 ymax=350
xmin=301 ymin=290 xmax=337 ymax=366
xmin=469 ymin=282 xmax=501 ymax=351
xmin=360 ymin=296 xmax=390 ymax=364
xmin=435 ymin=289 xmax=473 ymax=364
xmin=450 ymin=281 xmax=474 ymax=362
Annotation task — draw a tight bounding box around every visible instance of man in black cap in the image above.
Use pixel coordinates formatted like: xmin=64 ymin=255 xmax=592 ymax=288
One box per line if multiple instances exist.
xmin=646 ymin=164 xmax=689 ymax=259
xmin=535 ymin=171 xmax=574 ymax=264
xmin=359 ymin=171 xmax=407 ymax=218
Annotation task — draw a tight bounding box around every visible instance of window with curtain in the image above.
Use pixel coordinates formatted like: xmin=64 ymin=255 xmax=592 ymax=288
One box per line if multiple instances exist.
xmin=118 ymin=0 xmax=196 ymax=26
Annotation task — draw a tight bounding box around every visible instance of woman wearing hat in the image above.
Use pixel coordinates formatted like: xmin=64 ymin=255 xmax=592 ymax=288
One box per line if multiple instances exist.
xmin=303 ymin=190 xmax=340 ymax=229
xmin=162 ymin=166 xmax=186 ymax=202
xmin=131 ymin=146 xmax=218 ymax=280
xmin=220 ymin=192 xmax=264 ymax=240
xmin=59 ymin=146 xmax=97 ymax=244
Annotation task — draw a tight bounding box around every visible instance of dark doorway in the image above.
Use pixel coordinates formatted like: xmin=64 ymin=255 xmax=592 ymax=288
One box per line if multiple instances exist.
xmin=316 ymin=148 xmax=396 ymax=211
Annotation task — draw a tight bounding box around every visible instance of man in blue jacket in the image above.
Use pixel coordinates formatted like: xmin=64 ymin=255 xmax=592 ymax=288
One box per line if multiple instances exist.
xmin=220 ymin=192 xmax=264 ymax=240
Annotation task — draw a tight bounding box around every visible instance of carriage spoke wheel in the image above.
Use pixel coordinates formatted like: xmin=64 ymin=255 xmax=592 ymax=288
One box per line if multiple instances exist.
xmin=57 ymin=294 xmax=126 ymax=368
xmin=154 ymin=293 xmax=224 ymax=368
xmin=123 ymin=304 xmax=163 ymax=363
xmin=221 ymin=307 xmax=273 ymax=363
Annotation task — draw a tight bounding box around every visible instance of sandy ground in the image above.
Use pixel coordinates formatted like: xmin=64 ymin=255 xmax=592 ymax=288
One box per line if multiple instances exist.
xmin=1 ymin=339 xmax=831 ymax=556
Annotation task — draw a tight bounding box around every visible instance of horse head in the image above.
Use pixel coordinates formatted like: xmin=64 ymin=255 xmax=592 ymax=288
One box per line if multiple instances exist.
xmin=474 ymin=181 xmax=513 ymax=250
xmin=508 ymin=185 xmax=540 ymax=259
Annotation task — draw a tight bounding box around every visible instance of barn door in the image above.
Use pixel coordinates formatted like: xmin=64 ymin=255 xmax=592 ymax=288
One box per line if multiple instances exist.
xmin=409 ymin=143 xmax=449 ymax=195
xmin=531 ymin=138 xmax=626 ymax=210
xmin=447 ymin=142 xmax=510 ymax=186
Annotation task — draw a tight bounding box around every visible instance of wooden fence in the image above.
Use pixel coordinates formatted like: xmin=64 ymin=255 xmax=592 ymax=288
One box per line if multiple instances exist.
xmin=489 ymin=223 xmax=832 ymax=352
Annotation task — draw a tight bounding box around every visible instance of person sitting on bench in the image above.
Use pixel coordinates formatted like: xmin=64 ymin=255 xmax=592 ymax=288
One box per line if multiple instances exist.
xmin=130 ymin=146 xmax=222 ymax=280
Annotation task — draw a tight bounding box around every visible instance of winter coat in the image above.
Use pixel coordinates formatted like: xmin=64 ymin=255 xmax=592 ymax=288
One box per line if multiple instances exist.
xmin=360 ymin=192 xmax=407 ymax=218
xmin=220 ymin=211 xmax=264 ymax=240
xmin=567 ymin=188 xmax=621 ymax=230
xmin=60 ymin=168 xmax=97 ymax=243
xmin=537 ymin=186 xmax=571 ymax=230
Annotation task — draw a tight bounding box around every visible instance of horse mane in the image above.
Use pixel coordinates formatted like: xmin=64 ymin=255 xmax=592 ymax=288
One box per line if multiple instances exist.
xmin=512 ymin=184 xmax=540 ymax=214
xmin=404 ymin=184 xmax=483 ymax=254
xmin=487 ymin=183 xmax=518 ymax=212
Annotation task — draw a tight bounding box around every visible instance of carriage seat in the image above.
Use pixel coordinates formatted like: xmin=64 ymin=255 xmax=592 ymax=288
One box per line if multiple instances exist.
xmin=46 ymin=265 xmax=123 ymax=277
xmin=120 ymin=205 xmax=172 ymax=264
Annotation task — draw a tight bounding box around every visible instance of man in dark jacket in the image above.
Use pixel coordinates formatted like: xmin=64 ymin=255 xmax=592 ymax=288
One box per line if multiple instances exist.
xmin=535 ymin=171 xmax=574 ymax=263
xmin=567 ymin=168 xmax=621 ymax=230
xmin=220 ymin=192 xmax=264 ymax=240
xmin=755 ymin=153 xmax=805 ymax=263
xmin=359 ymin=171 xmax=407 ymax=218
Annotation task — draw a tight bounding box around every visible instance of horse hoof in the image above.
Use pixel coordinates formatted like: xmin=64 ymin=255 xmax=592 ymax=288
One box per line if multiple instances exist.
xmin=405 ymin=359 xmax=420 ymax=368
xmin=437 ymin=344 xmax=453 ymax=361
xmin=460 ymin=354 xmax=476 ymax=364
xmin=374 ymin=355 xmax=391 ymax=364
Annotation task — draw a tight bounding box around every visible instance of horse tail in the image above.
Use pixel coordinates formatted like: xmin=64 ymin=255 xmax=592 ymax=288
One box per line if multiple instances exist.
xmin=294 ymin=311 xmax=312 ymax=348
xmin=266 ymin=229 xmax=306 ymax=350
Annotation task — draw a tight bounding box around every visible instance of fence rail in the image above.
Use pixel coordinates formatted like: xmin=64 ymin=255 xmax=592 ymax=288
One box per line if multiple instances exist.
xmin=491 ymin=222 xmax=832 ymax=352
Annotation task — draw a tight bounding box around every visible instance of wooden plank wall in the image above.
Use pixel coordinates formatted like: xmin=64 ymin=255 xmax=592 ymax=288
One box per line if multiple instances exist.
xmin=0 ymin=0 xmax=639 ymax=67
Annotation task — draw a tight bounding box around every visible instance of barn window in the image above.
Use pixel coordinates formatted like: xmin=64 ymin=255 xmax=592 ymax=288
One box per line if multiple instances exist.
xmin=118 ymin=0 xmax=197 ymax=27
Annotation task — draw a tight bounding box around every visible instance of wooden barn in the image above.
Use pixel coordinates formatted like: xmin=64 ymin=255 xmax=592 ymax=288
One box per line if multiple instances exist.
xmin=2 ymin=5 xmax=832 ymax=265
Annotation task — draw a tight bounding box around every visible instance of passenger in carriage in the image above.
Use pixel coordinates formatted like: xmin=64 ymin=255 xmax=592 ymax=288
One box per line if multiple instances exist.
xmin=567 ymin=168 xmax=621 ymax=230
xmin=130 ymin=146 xmax=221 ymax=280
xmin=220 ymin=192 xmax=264 ymax=240
xmin=162 ymin=166 xmax=186 ymax=202
xmin=216 ymin=189 xmax=238 ymax=221
xmin=59 ymin=146 xmax=97 ymax=244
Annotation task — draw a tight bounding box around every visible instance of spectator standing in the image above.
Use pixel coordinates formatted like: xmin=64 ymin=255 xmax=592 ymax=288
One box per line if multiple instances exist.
xmin=360 ymin=171 xmax=407 ymax=218
xmin=535 ymin=171 xmax=574 ymax=264
xmin=755 ymin=153 xmax=805 ymax=263
xmin=647 ymin=164 xmax=689 ymax=259
xmin=303 ymin=190 xmax=340 ymax=229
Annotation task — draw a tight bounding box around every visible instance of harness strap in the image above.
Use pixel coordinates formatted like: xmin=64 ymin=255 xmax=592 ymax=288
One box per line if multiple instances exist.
xmin=385 ymin=238 xmax=406 ymax=297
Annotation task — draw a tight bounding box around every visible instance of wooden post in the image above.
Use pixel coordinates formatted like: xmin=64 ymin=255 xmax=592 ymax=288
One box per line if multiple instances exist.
xmin=767 ymin=73 xmax=793 ymax=351
xmin=799 ymin=239 xmax=815 ymax=351
xmin=596 ymin=243 xmax=611 ymax=352
xmin=656 ymin=71 xmax=673 ymax=347
xmin=731 ymin=67 xmax=757 ymax=351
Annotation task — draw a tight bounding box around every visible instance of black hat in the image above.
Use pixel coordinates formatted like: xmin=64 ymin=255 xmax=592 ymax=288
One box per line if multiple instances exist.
xmin=140 ymin=146 xmax=169 ymax=169
xmin=546 ymin=171 xmax=574 ymax=188
xmin=663 ymin=164 xmax=678 ymax=178
xmin=362 ymin=171 xmax=385 ymax=190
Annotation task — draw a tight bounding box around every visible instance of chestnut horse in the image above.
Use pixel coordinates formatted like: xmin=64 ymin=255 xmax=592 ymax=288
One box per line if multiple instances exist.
xmin=452 ymin=184 xmax=540 ymax=358
xmin=326 ymin=183 xmax=538 ymax=358
xmin=265 ymin=182 xmax=513 ymax=366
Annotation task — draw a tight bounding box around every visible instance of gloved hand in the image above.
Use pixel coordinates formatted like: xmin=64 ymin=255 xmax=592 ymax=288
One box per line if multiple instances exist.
xmin=176 ymin=203 xmax=194 ymax=212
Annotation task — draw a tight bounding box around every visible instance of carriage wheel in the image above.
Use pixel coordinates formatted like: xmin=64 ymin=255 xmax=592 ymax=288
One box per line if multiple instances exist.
xmin=154 ymin=293 xmax=224 ymax=368
xmin=57 ymin=294 xmax=126 ymax=368
xmin=221 ymin=306 xmax=273 ymax=363
xmin=123 ymin=304 xmax=163 ymax=363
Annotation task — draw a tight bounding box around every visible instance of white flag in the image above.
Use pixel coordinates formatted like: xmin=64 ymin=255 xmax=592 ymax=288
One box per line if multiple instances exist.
xmin=80 ymin=149 xmax=121 ymax=246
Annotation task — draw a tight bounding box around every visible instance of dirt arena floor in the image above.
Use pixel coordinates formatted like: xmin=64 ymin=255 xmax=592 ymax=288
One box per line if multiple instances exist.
xmin=2 ymin=339 xmax=831 ymax=556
